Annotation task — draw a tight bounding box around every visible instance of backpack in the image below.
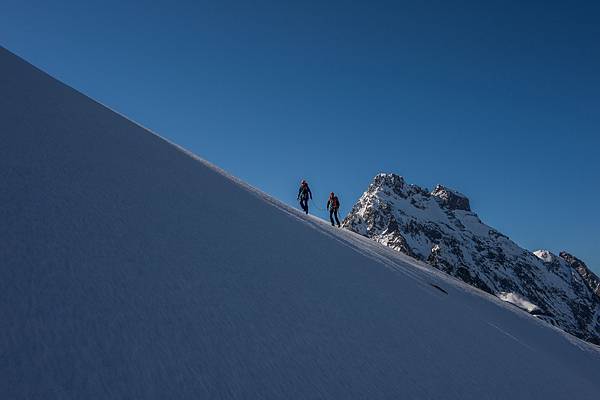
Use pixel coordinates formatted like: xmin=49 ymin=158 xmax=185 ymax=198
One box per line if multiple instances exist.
xmin=299 ymin=184 xmax=309 ymax=199
xmin=331 ymin=196 xmax=340 ymax=209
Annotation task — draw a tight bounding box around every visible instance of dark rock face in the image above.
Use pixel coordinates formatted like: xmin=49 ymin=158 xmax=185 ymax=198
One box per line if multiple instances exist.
xmin=431 ymin=185 xmax=471 ymax=211
xmin=342 ymin=173 xmax=600 ymax=345
xmin=560 ymin=252 xmax=600 ymax=299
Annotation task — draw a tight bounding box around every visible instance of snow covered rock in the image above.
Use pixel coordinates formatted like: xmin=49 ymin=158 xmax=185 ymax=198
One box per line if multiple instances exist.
xmin=343 ymin=173 xmax=600 ymax=345
xmin=534 ymin=249 xmax=554 ymax=263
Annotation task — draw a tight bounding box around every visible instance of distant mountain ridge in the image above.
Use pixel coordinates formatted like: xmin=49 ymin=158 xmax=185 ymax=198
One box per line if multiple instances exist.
xmin=342 ymin=173 xmax=600 ymax=344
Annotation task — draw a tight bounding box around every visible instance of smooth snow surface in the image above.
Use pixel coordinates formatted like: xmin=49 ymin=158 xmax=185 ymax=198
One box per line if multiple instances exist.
xmin=1 ymin=47 xmax=600 ymax=399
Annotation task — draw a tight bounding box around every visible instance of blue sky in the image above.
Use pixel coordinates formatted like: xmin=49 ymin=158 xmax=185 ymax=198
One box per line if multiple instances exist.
xmin=2 ymin=1 xmax=599 ymax=271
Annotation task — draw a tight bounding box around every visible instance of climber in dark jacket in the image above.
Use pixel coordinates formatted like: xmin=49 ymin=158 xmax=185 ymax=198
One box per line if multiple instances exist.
xmin=327 ymin=192 xmax=341 ymax=227
xmin=297 ymin=180 xmax=312 ymax=214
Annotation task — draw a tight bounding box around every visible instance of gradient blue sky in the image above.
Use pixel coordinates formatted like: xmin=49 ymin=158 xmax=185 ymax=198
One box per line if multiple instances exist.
xmin=2 ymin=1 xmax=599 ymax=271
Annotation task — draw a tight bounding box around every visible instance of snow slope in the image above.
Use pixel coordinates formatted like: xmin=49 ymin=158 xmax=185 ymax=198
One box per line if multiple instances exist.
xmin=1 ymin=47 xmax=599 ymax=399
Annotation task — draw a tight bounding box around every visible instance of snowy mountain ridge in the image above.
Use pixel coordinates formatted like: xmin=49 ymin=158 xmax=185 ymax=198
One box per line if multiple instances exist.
xmin=343 ymin=173 xmax=600 ymax=344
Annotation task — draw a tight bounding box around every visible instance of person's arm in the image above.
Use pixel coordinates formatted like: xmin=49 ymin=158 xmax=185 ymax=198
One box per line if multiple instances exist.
xmin=297 ymin=187 xmax=301 ymax=200
xmin=308 ymin=187 xmax=312 ymax=199
xmin=326 ymin=199 xmax=331 ymax=210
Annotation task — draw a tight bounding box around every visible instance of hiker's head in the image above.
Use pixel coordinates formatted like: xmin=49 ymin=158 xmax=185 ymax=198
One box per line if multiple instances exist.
xmin=330 ymin=192 xmax=335 ymax=197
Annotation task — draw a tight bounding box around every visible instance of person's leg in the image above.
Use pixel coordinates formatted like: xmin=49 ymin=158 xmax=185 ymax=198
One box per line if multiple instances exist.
xmin=334 ymin=209 xmax=340 ymax=226
xmin=301 ymin=198 xmax=308 ymax=214
xmin=329 ymin=209 xmax=335 ymax=226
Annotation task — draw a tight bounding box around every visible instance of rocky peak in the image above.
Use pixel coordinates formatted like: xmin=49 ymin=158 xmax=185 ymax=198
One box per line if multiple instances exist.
xmin=431 ymin=185 xmax=471 ymax=211
xmin=560 ymin=251 xmax=588 ymax=268
xmin=370 ymin=173 xmax=405 ymax=192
